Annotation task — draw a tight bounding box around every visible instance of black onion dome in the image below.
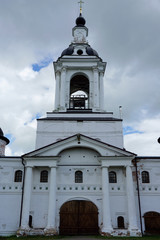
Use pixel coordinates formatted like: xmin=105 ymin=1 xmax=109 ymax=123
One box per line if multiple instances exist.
xmin=0 ymin=128 xmax=10 ymax=145
xmin=86 ymin=46 xmax=99 ymax=57
xmin=76 ymin=13 xmax=86 ymax=26
xmin=61 ymin=46 xmax=74 ymax=57
xmin=0 ymin=128 xmax=3 ymax=136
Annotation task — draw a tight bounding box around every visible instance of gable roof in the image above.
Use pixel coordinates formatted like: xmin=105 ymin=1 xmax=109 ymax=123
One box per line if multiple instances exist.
xmin=22 ymin=133 xmax=136 ymax=158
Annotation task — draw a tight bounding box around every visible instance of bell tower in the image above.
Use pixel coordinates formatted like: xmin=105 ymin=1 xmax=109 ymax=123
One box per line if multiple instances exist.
xmin=53 ymin=13 xmax=106 ymax=112
xmin=36 ymin=12 xmax=123 ymax=150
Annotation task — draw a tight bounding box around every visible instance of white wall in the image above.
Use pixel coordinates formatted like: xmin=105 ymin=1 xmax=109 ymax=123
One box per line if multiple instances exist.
xmin=36 ymin=118 xmax=123 ymax=149
xmin=0 ymin=154 xmax=160 ymax=236
xmin=0 ymin=157 xmax=23 ymax=235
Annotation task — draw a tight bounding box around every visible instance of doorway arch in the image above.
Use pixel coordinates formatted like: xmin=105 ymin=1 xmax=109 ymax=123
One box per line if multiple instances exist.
xmin=144 ymin=211 xmax=160 ymax=234
xmin=59 ymin=200 xmax=99 ymax=235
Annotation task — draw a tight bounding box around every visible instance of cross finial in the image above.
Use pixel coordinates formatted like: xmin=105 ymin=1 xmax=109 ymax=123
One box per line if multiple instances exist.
xmin=78 ymin=0 xmax=84 ymax=14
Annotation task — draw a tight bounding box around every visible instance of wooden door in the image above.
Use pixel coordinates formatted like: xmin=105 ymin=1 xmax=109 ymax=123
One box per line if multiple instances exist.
xmin=144 ymin=212 xmax=160 ymax=234
xmin=59 ymin=200 xmax=99 ymax=235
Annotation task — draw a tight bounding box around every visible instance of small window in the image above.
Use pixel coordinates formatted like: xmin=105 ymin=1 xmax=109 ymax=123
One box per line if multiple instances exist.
xmin=117 ymin=216 xmax=125 ymax=229
xmin=77 ymin=49 xmax=83 ymax=55
xmin=75 ymin=171 xmax=83 ymax=183
xmin=142 ymin=171 xmax=150 ymax=183
xmin=29 ymin=215 xmax=33 ymax=228
xmin=14 ymin=170 xmax=23 ymax=182
xmin=40 ymin=170 xmax=48 ymax=183
xmin=109 ymin=171 xmax=117 ymax=183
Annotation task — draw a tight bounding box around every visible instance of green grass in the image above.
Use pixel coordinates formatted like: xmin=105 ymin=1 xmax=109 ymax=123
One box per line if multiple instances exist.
xmin=0 ymin=236 xmax=160 ymax=240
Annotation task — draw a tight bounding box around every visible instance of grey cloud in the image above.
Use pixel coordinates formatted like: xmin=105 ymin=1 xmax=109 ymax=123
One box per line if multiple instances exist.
xmin=0 ymin=0 xmax=160 ymax=155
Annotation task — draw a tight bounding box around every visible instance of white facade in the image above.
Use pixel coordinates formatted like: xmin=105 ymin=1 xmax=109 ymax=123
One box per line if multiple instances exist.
xmin=0 ymin=12 xmax=160 ymax=237
xmin=35 ymin=112 xmax=124 ymax=149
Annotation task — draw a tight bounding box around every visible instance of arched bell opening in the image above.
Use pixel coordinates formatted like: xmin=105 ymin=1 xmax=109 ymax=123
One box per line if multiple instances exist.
xmin=69 ymin=75 xmax=89 ymax=110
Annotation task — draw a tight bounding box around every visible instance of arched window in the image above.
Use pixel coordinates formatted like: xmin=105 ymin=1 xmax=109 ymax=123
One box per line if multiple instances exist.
xmin=40 ymin=170 xmax=48 ymax=183
xmin=75 ymin=171 xmax=83 ymax=183
xmin=109 ymin=171 xmax=117 ymax=183
xmin=142 ymin=171 xmax=150 ymax=183
xmin=117 ymin=216 xmax=125 ymax=229
xmin=14 ymin=170 xmax=23 ymax=182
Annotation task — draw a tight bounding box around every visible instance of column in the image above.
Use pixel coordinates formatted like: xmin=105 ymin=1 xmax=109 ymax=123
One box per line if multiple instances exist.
xmin=54 ymin=71 xmax=60 ymax=109
xmin=21 ymin=166 xmax=33 ymax=229
xmin=101 ymin=166 xmax=113 ymax=233
xmin=60 ymin=68 xmax=66 ymax=110
xmin=99 ymin=72 xmax=104 ymax=110
xmin=45 ymin=167 xmax=57 ymax=231
xmin=89 ymin=80 xmax=93 ymax=109
xmin=93 ymin=68 xmax=99 ymax=109
xmin=126 ymin=165 xmax=139 ymax=231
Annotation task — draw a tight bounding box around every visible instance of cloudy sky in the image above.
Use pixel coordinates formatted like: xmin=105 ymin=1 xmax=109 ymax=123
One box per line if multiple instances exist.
xmin=0 ymin=0 xmax=160 ymax=156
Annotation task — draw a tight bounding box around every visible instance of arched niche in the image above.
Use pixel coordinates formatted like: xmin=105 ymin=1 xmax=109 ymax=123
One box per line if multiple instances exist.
xmin=69 ymin=74 xmax=89 ymax=109
xmin=59 ymin=146 xmax=101 ymax=165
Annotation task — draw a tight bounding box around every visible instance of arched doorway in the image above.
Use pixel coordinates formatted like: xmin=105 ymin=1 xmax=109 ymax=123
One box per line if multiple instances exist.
xmin=144 ymin=211 xmax=160 ymax=234
xmin=117 ymin=216 xmax=125 ymax=229
xmin=59 ymin=200 xmax=99 ymax=235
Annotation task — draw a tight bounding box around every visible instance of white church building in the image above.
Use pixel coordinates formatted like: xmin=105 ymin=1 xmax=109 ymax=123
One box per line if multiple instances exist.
xmin=0 ymin=10 xmax=160 ymax=237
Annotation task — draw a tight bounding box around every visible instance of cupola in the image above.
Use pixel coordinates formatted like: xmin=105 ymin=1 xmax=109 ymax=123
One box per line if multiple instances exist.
xmin=53 ymin=11 xmax=106 ymax=112
xmin=76 ymin=13 xmax=86 ymax=26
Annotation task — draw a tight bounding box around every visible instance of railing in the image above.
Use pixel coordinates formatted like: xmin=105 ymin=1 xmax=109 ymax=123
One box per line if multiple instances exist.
xmin=69 ymin=95 xmax=89 ymax=109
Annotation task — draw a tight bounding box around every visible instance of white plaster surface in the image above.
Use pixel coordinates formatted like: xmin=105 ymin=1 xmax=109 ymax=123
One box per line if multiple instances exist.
xmin=0 ymin=15 xmax=160 ymax=237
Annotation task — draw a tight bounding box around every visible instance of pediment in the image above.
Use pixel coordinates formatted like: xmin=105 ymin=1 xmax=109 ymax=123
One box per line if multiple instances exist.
xmin=23 ymin=134 xmax=135 ymax=158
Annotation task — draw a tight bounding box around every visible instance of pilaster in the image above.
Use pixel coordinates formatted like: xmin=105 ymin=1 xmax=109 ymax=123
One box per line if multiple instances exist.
xmin=55 ymin=71 xmax=60 ymax=109
xmin=126 ymin=165 xmax=140 ymax=235
xmin=60 ymin=67 xmax=66 ymax=110
xmin=101 ymin=166 xmax=113 ymax=234
xmin=93 ymin=67 xmax=99 ymax=109
xmin=20 ymin=166 xmax=33 ymax=230
xmin=45 ymin=166 xmax=57 ymax=235
xmin=99 ymin=71 xmax=104 ymax=110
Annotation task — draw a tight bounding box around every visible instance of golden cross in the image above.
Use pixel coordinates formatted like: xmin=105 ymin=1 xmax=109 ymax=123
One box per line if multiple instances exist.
xmin=78 ymin=0 xmax=84 ymax=14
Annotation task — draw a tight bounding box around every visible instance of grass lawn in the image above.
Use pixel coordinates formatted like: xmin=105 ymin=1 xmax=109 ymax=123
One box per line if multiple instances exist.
xmin=0 ymin=236 xmax=160 ymax=240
